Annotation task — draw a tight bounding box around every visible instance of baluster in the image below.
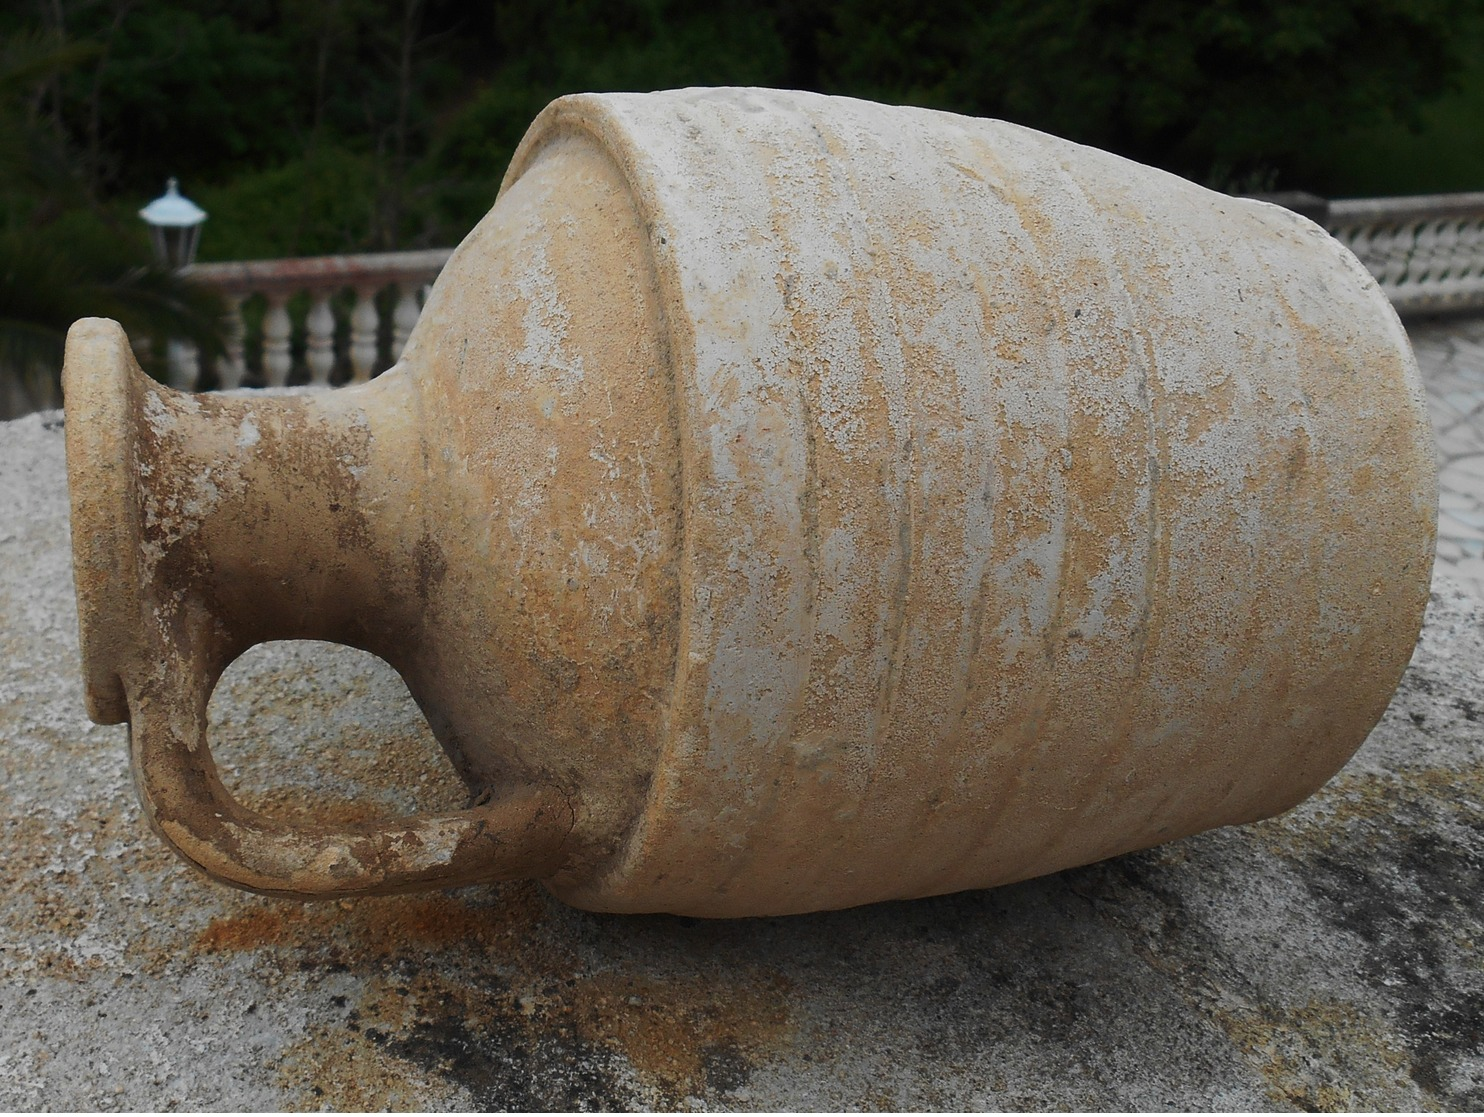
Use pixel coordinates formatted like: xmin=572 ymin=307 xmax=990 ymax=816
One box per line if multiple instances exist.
xmin=391 ymin=284 xmax=421 ymax=362
xmin=1397 ymin=221 xmax=1421 ymax=287
xmin=305 ymin=291 xmax=337 ymax=387
xmin=1413 ymin=219 xmax=1445 ymax=286
xmin=1374 ymin=224 xmax=1408 ymax=291
xmin=218 ymin=295 xmax=248 ymax=390
xmin=1462 ymin=217 xmax=1484 ymax=285
xmin=1358 ymin=227 xmax=1382 ymax=281
xmin=166 ymin=338 xmax=200 ymax=391
xmin=349 ymin=285 xmax=381 ymax=383
xmin=1407 ymin=222 xmax=1426 ymax=284
xmin=1342 ymin=223 xmax=1387 ymax=287
xmin=1359 ymin=223 xmax=1386 ymax=287
xmin=262 ymin=293 xmax=294 ymax=388
xmin=1447 ymin=218 xmax=1466 ymax=281
xmin=1436 ymin=218 xmax=1465 ymax=285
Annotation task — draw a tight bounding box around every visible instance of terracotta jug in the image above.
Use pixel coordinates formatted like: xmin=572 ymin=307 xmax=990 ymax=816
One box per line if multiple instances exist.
xmin=63 ymin=88 xmax=1436 ymax=917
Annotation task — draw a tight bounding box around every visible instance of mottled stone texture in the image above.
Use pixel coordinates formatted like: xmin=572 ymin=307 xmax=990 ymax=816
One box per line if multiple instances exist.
xmin=1 ymin=408 xmax=1480 ymax=1109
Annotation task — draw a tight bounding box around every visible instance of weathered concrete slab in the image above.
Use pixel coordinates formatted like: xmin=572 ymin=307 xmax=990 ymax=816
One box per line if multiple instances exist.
xmin=1 ymin=409 xmax=1481 ymax=1111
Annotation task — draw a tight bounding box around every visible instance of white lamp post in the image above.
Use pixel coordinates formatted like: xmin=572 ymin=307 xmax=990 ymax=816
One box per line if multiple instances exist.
xmin=140 ymin=179 xmax=208 ymax=390
xmin=139 ymin=178 xmax=206 ymax=270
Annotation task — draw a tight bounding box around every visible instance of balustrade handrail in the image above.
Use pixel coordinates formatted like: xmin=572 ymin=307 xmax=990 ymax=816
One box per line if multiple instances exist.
xmin=1329 ymin=192 xmax=1484 ymax=224
xmin=185 ymin=248 xmax=453 ymax=295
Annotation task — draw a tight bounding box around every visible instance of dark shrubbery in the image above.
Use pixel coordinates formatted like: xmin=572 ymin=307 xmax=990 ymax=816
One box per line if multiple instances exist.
xmin=1 ymin=0 xmax=1481 ymax=410
xmin=5 ymin=0 xmax=1483 ymax=259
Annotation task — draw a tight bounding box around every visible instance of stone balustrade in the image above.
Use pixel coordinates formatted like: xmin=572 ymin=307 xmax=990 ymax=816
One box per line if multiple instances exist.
xmin=1328 ymin=193 xmax=1484 ymax=315
xmin=173 ymin=248 xmax=452 ymax=390
xmin=157 ymin=191 xmax=1484 ymax=394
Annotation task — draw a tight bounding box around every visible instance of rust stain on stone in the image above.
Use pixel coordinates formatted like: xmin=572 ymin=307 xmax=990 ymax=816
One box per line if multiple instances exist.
xmin=194 ymin=884 xmax=551 ymax=957
xmin=195 ymin=885 xmax=794 ymax=1107
xmin=568 ymin=968 xmax=791 ymax=1093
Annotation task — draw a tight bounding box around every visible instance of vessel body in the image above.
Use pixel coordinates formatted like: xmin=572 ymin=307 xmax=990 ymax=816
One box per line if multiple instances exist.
xmin=64 ymin=89 xmax=1436 ymax=917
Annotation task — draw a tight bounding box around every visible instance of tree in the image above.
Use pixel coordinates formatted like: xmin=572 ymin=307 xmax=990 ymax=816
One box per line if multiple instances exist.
xmin=819 ymin=0 xmax=1484 ymax=190
xmin=0 ymin=28 xmax=223 ymax=417
xmin=3 ymin=0 xmax=1481 ymax=349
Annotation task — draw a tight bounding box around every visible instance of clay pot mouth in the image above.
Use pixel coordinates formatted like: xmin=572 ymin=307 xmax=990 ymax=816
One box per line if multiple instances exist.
xmin=62 ymin=317 xmax=146 ymax=725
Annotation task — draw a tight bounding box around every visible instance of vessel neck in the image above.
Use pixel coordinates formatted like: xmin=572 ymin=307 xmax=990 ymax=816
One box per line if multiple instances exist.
xmin=175 ymin=372 xmax=430 ymax=660
xmin=95 ymin=367 xmax=434 ymax=698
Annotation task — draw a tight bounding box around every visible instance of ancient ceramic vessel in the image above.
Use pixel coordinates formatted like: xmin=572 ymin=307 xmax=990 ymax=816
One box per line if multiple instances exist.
xmin=64 ymin=89 xmax=1436 ymax=917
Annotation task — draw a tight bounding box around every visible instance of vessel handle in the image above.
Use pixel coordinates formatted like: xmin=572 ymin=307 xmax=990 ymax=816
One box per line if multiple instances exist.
xmin=127 ymin=649 xmax=575 ymax=898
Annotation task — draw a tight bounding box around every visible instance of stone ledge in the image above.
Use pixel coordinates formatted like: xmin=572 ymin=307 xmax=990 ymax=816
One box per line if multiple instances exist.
xmin=1 ymin=410 xmax=1480 ymax=1110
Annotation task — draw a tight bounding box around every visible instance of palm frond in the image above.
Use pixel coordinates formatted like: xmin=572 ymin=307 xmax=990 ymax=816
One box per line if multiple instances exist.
xmin=0 ymin=29 xmax=103 ymax=210
xmin=86 ymin=266 xmax=228 ymax=360
xmin=0 ymin=224 xmax=226 ymax=410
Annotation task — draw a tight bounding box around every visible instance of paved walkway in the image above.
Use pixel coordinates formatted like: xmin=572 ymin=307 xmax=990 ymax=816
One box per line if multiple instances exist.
xmin=1410 ymin=316 xmax=1484 ymax=601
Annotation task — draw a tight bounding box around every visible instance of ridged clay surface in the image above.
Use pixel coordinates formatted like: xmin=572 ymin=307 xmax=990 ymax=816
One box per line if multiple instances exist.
xmin=65 ymin=88 xmax=1436 ymax=915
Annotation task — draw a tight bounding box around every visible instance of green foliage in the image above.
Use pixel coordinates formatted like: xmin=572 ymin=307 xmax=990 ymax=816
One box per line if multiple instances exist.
xmin=194 ymin=148 xmax=379 ymax=260
xmin=0 ymin=19 xmax=225 ymax=411
xmin=81 ymin=5 xmax=295 ymax=189
xmin=1295 ymin=12 xmax=1484 ymax=196
xmin=821 ymin=0 xmax=1483 ymax=189
xmin=0 ymin=29 xmax=98 ymax=213
xmin=418 ymin=0 xmax=792 ymax=236
xmin=3 ymin=0 xmax=1484 ymax=265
